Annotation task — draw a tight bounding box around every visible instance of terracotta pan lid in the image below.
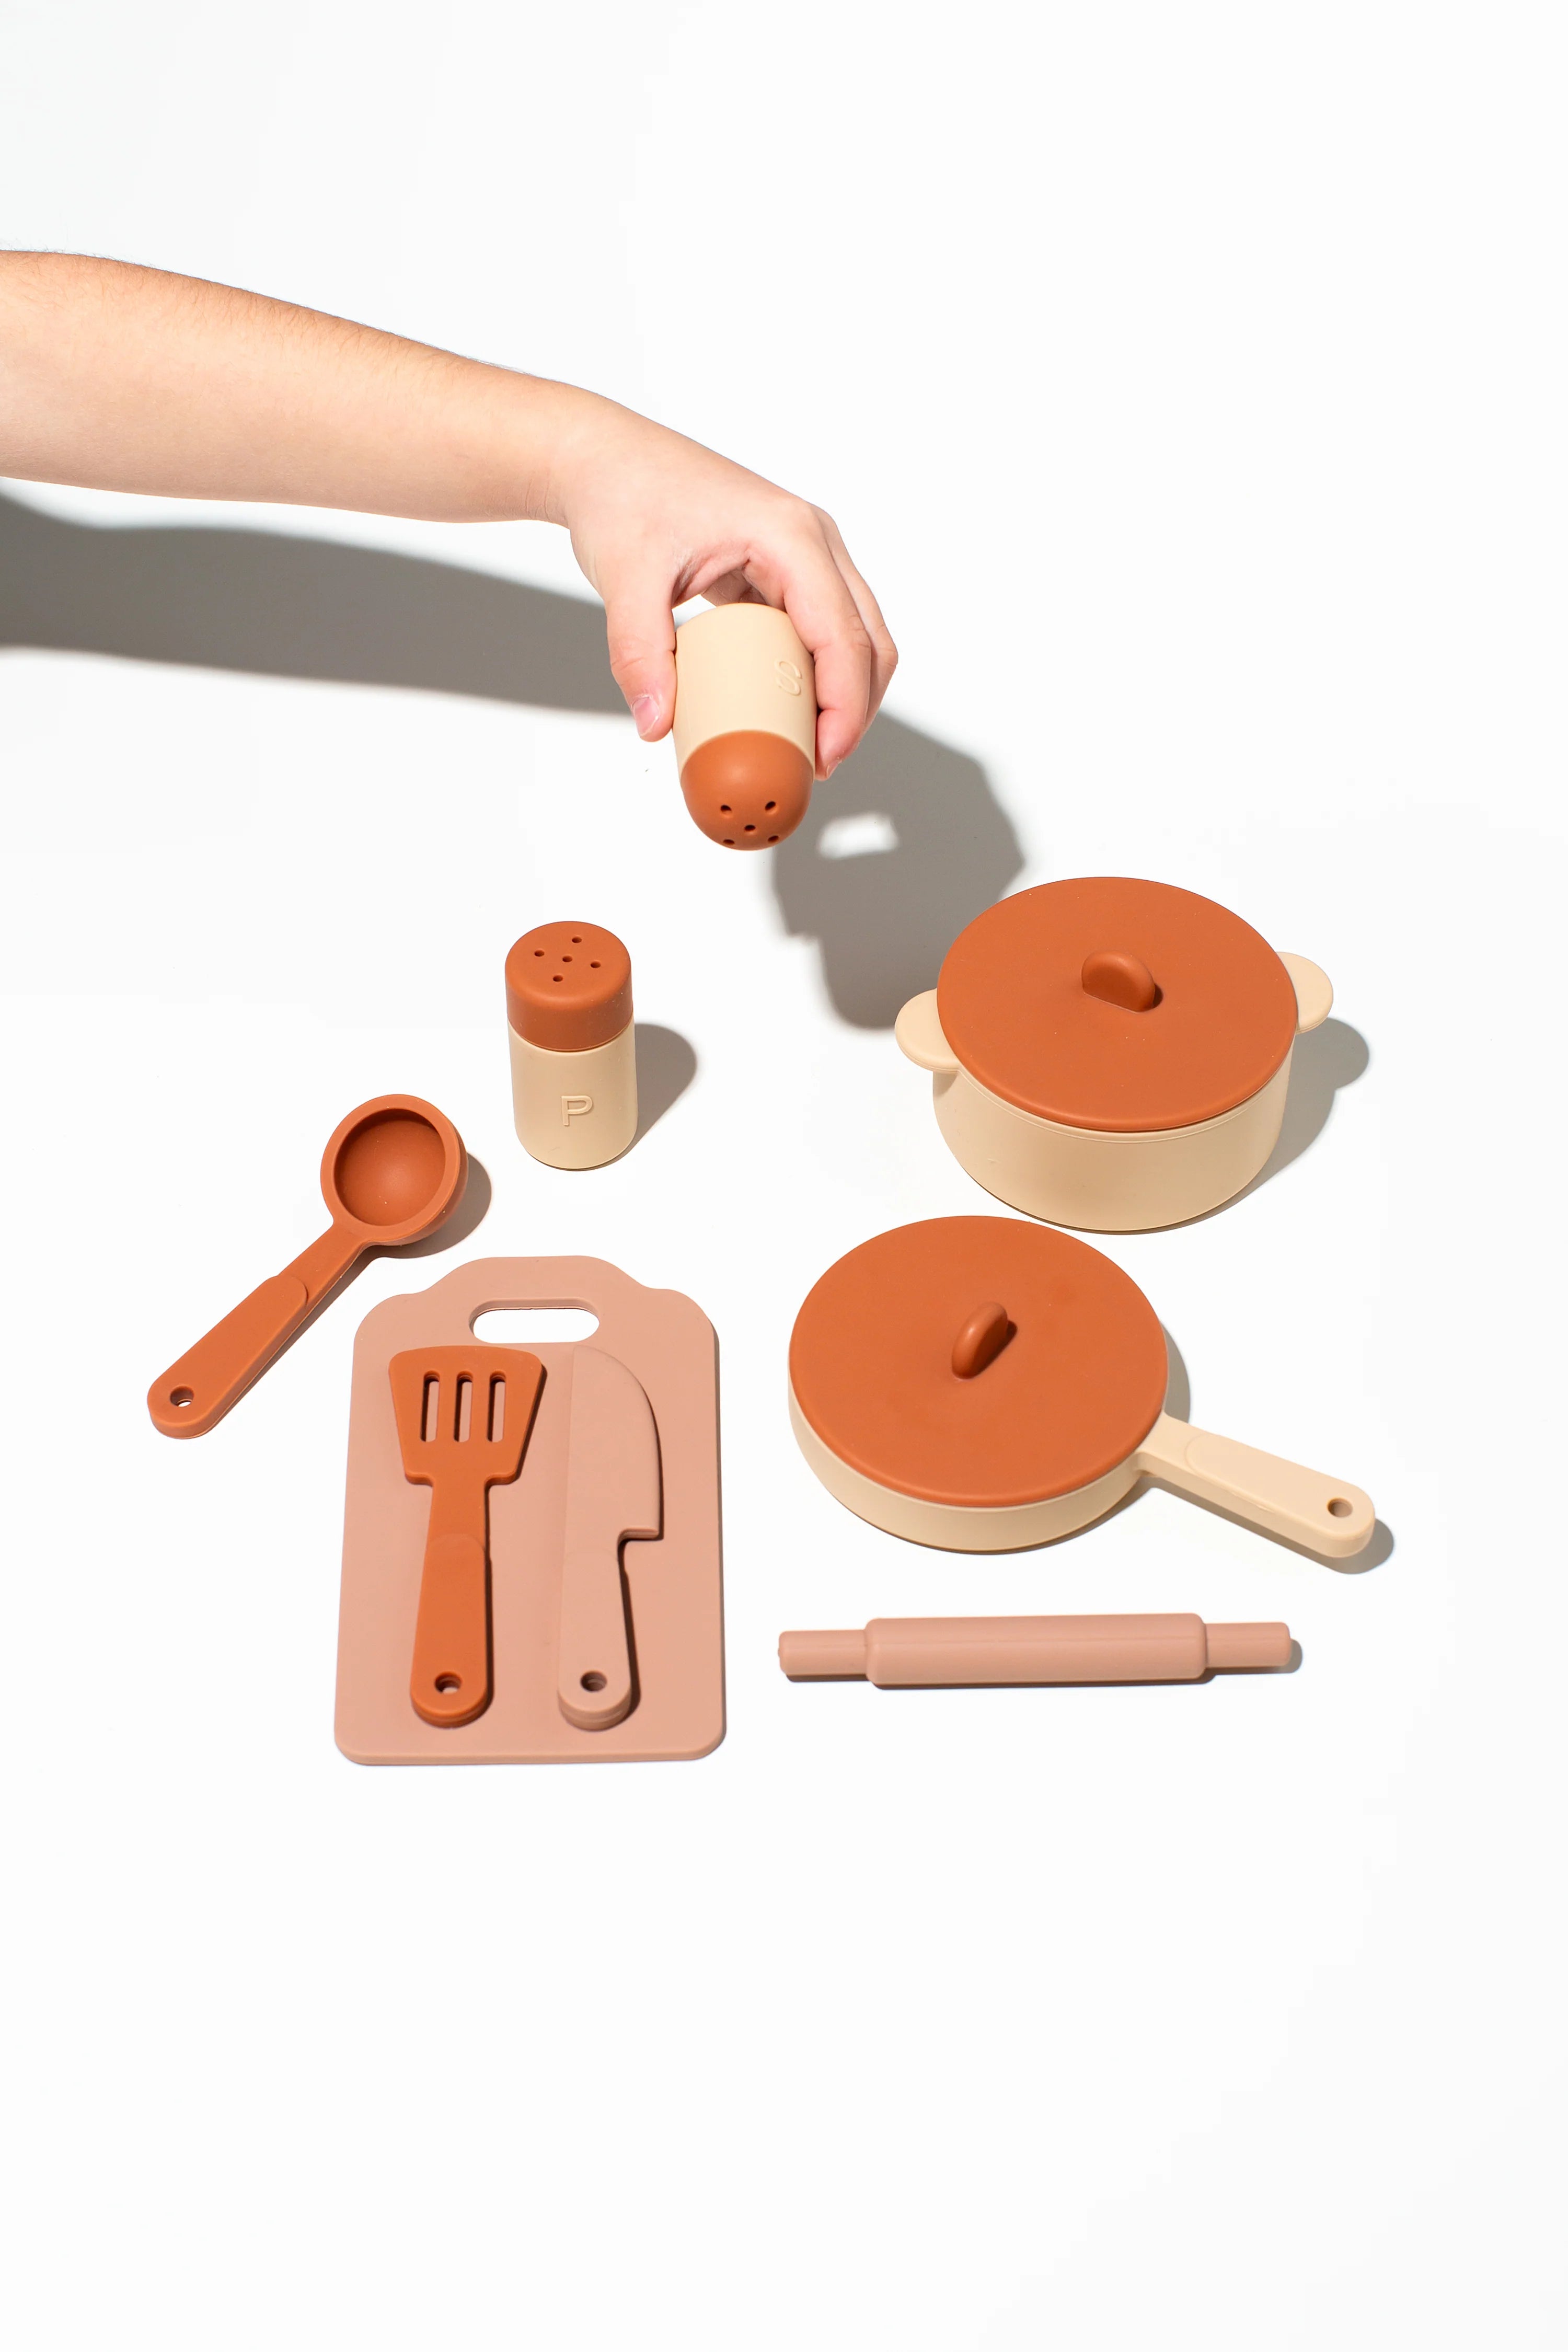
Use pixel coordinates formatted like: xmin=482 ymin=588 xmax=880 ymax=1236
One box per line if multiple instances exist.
xmin=936 ymin=877 xmax=1298 ymax=1132
xmin=789 ymin=1217 xmax=1168 ymax=1508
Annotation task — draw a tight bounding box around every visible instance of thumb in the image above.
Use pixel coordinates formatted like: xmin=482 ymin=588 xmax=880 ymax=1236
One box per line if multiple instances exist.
xmin=603 ymin=580 xmax=677 ymax=741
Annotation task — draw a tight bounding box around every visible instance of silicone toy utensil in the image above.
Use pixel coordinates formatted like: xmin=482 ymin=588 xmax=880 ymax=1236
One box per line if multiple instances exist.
xmin=557 ymin=1348 xmax=662 ymax=1731
xmin=389 ymin=1344 xmax=545 ymax=1727
xmin=896 ymin=877 xmax=1336 ymax=1231
xmin=148 ymin=1096 xmax=466 ymax=1438
xmin=336 ymin=1256 xmax=723 ymax=1768
xmin=505 ymin=922 xmax=637 ymax=1170
xmin=789 ymin=1216 xmax=1376 ymax=1556
xmin=672 ymin=602 xmax=817 ymax=847
xmin=779 ymin=1613 xmax=1294 ymax=1686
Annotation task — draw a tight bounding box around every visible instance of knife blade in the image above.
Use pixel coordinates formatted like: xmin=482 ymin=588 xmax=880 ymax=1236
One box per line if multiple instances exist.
xmin=557 ymin=1347 xmax=661 ymax=1731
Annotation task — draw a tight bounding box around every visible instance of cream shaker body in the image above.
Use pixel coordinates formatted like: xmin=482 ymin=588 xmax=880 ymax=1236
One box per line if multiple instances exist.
xmin=672 ymin=603 xmax=817 ymax=848
xmin=505 ymin=922 xmax=637 ymax=1170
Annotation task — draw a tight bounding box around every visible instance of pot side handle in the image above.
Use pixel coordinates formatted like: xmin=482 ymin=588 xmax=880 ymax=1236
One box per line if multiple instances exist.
xmin=895 ymin=990 xmax=960 ymax=1076
xmin=1136 ymin=1411 xmax=1375 ymax=1559
xmin=1279 ymin=953 xmax=1333 ymax=1034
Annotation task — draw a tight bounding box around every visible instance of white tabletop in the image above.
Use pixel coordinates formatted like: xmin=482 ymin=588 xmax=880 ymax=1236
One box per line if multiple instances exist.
xmin=4 ymin=9 xmax=1564 ymax=2346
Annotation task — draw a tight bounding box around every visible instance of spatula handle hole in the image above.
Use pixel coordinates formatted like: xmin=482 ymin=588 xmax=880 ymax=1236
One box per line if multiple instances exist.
xmin=580 ymin=1671 xmax=607 ymax=1693
xmin=434 ymin=1674 xmax=463 ymax=1694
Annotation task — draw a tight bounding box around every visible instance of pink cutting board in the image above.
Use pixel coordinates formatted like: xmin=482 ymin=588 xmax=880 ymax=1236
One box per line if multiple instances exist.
xmin=335 ymin=1257 xmax=723 ymax=1763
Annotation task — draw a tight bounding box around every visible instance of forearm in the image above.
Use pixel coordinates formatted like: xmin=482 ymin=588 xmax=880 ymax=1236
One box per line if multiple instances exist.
xmin=0 ymin=251 xmax=601 ymax=522
xmin=0 ymin=250 xmax=896 ymax=768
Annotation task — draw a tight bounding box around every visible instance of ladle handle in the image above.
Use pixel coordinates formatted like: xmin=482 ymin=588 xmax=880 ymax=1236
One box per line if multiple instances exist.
xmin=1135 ymin=1412 xmax=1375 ymax=1559
xmin=146 ymin=1224 xmax=363 ymax=1438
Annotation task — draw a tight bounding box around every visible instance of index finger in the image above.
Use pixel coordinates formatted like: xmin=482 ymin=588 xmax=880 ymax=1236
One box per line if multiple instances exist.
xmin=755 ymin=534 xmax=878 ymax=777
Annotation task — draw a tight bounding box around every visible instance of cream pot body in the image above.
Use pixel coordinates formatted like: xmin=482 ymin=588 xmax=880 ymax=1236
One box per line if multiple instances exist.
xmin=505 ymin=923 xmax=637 ymax=1171
xmin=897 ymin=878 xmax=1333 ymax=1232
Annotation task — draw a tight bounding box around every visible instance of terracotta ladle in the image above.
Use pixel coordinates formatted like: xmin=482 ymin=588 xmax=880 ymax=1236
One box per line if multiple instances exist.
xmin=148 ymin=1094 xmax=468 ymax=1439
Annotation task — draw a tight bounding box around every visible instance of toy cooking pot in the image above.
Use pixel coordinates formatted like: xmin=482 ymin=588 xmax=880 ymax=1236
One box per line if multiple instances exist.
xmin=788 ymin=1216 xmax=1374 ymax=1557
xmin=896 ymin=877 xmax=1334 ymax=1231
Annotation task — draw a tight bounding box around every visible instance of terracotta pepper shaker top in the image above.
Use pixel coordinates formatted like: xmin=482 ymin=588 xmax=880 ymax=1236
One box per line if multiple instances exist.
xmin=505 ymin=922 xmax=636 ymax=1170
xmin=672 ymin=602 xmax=817 ymax=848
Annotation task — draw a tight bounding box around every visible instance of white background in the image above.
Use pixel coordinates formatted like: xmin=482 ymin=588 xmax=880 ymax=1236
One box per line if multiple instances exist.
xmin=3 ymin=5 xmax=1564 ymax=2345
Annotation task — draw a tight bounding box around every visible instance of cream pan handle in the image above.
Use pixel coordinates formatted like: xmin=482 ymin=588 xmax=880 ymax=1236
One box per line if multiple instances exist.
xmin=895 ymin=990 xmax=960 ymax=1075
xmin=1279 ymin=953 xmax=1333 ymax=1033
xmin=1136 ymin=1411 xmax=1374 ymax=1558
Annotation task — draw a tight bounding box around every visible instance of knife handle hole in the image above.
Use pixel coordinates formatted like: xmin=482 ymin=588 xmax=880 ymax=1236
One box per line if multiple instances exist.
xmin=580 ymin=1671 xmax=607 ymax=1692
xmin=434 ymin=1674 xmax=462 ymax=1694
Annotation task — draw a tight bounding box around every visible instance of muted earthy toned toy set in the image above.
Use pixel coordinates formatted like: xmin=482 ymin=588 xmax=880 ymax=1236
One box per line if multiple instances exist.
xmin=148 ymin=613 xmax=1373 ymax=1758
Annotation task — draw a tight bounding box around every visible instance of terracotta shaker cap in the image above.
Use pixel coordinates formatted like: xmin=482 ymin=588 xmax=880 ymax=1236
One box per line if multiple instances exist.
xmin=505 ymin=923 xmax=633 ymax=1052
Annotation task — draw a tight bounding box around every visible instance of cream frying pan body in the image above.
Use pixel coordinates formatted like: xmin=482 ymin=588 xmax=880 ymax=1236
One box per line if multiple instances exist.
xmin=788 ymin=1218 xmax=1374 ymax=1559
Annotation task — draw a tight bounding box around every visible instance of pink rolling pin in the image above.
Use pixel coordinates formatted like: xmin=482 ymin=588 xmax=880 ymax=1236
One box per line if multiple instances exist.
xmin=778 ymin=1613 xmax=1294 ymax=1687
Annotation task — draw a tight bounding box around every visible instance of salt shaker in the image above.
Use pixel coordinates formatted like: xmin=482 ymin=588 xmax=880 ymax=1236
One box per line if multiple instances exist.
xmin=672 ymin=602 xmax=817 ymax=848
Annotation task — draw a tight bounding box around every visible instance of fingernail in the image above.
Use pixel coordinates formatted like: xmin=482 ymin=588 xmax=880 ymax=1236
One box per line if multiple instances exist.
xmin=631 ymin=693 xmax=659 ymax=737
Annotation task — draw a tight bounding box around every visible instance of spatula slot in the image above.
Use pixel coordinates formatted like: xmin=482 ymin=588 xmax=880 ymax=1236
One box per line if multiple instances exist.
xmin=455 ymin=1375 xmax=473 ymax=1441
xmin=487 ymin=1375 xmax=506 ymax=1443
xmin=421 ymin=1374 xmax=441 ymax=1443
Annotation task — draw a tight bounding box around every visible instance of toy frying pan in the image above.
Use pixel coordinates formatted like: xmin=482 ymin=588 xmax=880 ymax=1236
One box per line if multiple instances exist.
xmin=788 ymin=1216 xmax=1375 ymax=1555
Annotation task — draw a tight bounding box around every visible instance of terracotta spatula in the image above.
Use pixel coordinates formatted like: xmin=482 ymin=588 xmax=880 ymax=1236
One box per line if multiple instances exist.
xmin=388 ymin=1345 xmax=545 ymax=1728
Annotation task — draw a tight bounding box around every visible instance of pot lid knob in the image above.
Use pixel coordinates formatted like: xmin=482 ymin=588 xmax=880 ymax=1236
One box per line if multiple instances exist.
xmin=952 ymin=1301 xmax=1011 ymax=1380
xmin=1081 ymin=949 xmax=1160 ymax=1011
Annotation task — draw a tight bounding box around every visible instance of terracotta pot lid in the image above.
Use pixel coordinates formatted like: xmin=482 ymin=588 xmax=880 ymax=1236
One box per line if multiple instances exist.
xmin=936 ymin=877 xmax=1298 ymax=1132
xmin=789 ymin=1217 xmax=1168 ymax=1508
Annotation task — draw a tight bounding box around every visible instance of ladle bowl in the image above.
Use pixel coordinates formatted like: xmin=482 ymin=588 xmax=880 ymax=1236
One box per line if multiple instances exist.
xmin=149 ymin=1095 xmax=467 ymax=1438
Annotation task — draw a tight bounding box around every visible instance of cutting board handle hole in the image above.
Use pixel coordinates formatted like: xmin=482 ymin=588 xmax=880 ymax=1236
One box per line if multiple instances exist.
xmin=472 ymin=1308 xmax=600 ymax=1344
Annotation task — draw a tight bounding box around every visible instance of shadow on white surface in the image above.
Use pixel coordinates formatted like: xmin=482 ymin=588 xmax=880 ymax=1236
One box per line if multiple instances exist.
xmin=0 ymin=489 xmax=1022 ymax=1032
xmin=1252 ymin=1016 xmax=1370 ymax=1190
xmin=633 ymin=1023 xmax=697 ymax=1141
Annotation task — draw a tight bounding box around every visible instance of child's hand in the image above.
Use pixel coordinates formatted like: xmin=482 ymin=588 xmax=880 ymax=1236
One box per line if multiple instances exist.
xmin=1 ymin=255 xmax=896 ymax=775
xmin=555 ymin=396 xmax=896 ymax=778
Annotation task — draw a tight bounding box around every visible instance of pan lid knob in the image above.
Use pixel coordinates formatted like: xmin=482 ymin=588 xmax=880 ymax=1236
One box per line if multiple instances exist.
xmin=1081 ymin=949 xmax=1160 ymax=1011
xmin=952 ymin=1301 xmax=1011 ymax=1380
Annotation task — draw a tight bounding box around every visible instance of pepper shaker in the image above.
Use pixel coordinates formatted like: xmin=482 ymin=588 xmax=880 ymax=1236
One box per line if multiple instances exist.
xmin=505 ymin=922 xmax=637 ymax=1170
